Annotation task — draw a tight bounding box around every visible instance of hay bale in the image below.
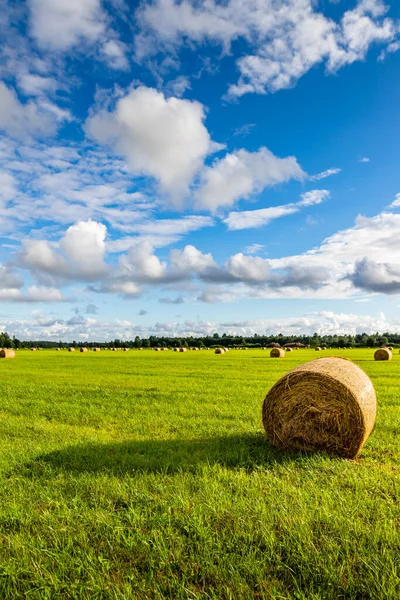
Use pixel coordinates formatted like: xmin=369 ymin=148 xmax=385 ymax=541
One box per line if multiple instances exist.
xmin=388 ymin=346 xmax=393 ymax=351
xmin=315 ymin=347 xmax=321 ymax=351
xmin=68 ymin=348 xmax=75 ymax=352
xmin=174 ymin=348 xmax=179 ymax=352
xmin=215 ymin=348 xmax=225 ymax=354
xmin=270 ymin=348 xmax=285 ymax=358
xmin=262 ymin=357 xmax=376 ymax=458
xmin=179 ymin=348 xmax=187 ymax=353
xmin=286 ymin=348 xmax=293 ymax=353
xmin=93 ymin=348 xmax=101 ymax=352
xmin=123 ymin=348 xmax=129 ymax=351
xmin=374 ymin=348 xmax=392 ymax=361
xmin=31 ymin=348 xmax=37 ymax=352
xmin=0 ymin=349 xmax=15 ymax=359
xmin=80 ymin=347 xmax=88 ymax=353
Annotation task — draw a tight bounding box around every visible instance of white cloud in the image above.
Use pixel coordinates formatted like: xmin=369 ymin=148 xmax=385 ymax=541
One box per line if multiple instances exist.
xmin=0 ymin=171 xmax=17 ymax=207
xmin=60 ymin=219 xmax=108 ymax=279
xmin=29 ymin=0 xmax=106 ymax=50
xmin=224 ymin=204 xmax=299 ymax=231
xmin=298 ymin=189 xmax=330 ymax=207
xmin=197 ymin=147 xmax=305 ymax=212
xmin=309 ymin=168 xmax=341 ymax=181
xmin=18 ymin=219 xmax=108 ymax=283
xmin=223 ymin=189 xmax=329 ymax=231
xmin=243 ymin=243 xmax=264 ymax=255
xmin=0 ymin=81 xmax=69 ymax=138
xmin=359 ymin=157 xmax=371 ymax=163
xmin=136 ymin=0 xmax=399 ymax=97
xmin=389 ymin=193 xmax=400 ymax=208
xmin=0 ymin=286 xmax=66 ymax=303
xmin=101 ymin=40 xmax=130 ymax=70
xmin=86 ymin=86 xmax=212 ymax=198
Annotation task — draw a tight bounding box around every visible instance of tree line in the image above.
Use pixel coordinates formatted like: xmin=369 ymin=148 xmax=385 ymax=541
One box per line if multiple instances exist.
xmin=0 ymin=331 xmax=398 ymax=349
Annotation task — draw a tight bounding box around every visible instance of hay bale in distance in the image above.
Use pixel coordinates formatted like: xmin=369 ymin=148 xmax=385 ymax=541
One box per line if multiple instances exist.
xmin=215 ymin=348 xmax=225 ymax=354
xmin=0 ymin=349 xmax=15 ymax=359
xmin=80 ymin=347 xmax=88 ymax=353
xmin=93 ymin=348 xmax=101 ymax=352
xmin=262 ymin=357 xmax=376 ymax=459
xmin=374 ymin=348 xmax=392 ymax=361
xmin=179 ymin=348 xmax=187 ymax=353
xmin=31 ymin=348 xmax=37 ymax=352
xmin=286 ymin=348 xmax=293 ymax=353
xmin=388 ymin=346 xmax=393 ymax=351
xmin=68 ymin=348 xmax=75 ymax=352
xmin=315 ymin=347 xmax=321 ymax=351
xmin=270 ymin=348 xmax=285 ymax=358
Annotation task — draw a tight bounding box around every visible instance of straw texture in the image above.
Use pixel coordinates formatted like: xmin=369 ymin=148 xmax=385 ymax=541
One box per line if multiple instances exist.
xmin=0 ymin=349 xmax=15 ymax=359
xmin=374 ymin=348 xmax=392 ymax=361
xmin=262 ymin=357 xmax=376 ymax=458
xmin=270 ymin=348 xmax=285 ymax=358
xmin=215 ymin=348 xmax=225 ymax=354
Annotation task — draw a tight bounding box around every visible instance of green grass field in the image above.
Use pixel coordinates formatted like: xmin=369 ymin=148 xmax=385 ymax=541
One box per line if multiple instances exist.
xmin=1 ymin=348 xmax=399 ymax=599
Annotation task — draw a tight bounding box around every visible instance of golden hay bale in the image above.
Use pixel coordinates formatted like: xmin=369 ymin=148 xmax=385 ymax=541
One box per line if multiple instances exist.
xmin=123 ymin=348 xmax=129 ymax=351
xmin=0 ymin=349 xmax=15 ymax=359
xmin=388 ymin=346 xmax=393 ymax=351
xmin=68 ymin=348 xmax=75 ymax=352
xmin=262 ymin=357 xmax=376 ymax=459
xmin=374 ymin=348 xmax=392 ymax=361
xmin=179 ymin=348 xmax=187 ymax=353
xmin=215 ymin=348 xmax=225 ymax=354
xmin=80 ymin=347 xmax=88 ymax=353
xmin=286 ymin=348 xmax=293 ymax=352
xmin=270 ymin=348 xmax=285 ymax=358
xmin=31 ymin=348 xmax=37 ymax=351
xmin=174 ymin=348 xmax=179 ymax=352
xmin=93 ymin=348 xmax=101 ymax=352
xmin=315 ymin=347 xmax=321 ymax=351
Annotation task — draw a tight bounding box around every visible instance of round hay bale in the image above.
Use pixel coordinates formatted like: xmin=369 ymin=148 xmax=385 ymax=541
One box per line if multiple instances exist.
xmin=80 ymin=347 xmax=88 ymax=353
xmin=0 ymin=349 xmax=15 ymax=359
xmin=374 ymin=348 xmax=392 ymax=361
xmin=179 ymin=348 xmax=187 ymax=353
xmin=388 ymin=346 xmax=393 ymax=351
xmin=93 ymin=348 xmax=101 ymax=352
xmin=270 ymin=348 xmax=285 ymax=358
xmin=262 ymin=357 xmax=376 ymax=459
xmin=315 ymin=347 xmax=321 ymax=351
xmin=68 ymin=348 xmax=75 ymax=352
xmin=215 ymin=348 xmax=225 ymax=354
xmin=31 ymin=348 xmax=37 ymax=351
xmin=286 ymin=348 xmax=293 ymax=352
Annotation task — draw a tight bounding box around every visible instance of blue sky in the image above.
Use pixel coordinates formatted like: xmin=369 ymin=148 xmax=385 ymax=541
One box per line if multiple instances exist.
xmin=0 ymin=0 xmax=400 ymax=341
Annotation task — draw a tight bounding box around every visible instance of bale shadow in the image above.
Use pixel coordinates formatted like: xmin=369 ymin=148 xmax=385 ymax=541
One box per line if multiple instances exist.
xmin=23 ymin=433 xmax=307 ymax=477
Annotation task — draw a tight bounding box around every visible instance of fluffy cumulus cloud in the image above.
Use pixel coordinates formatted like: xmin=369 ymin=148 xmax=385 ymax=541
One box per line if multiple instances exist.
xmin=18 ymin=219 xmax=108 ymax=283
xmin=86 ymin=86 xmax=213 ymax=198
xmin=135 ymin=0 xmax=399 ymax=96
xmin=197 ymin=147 xmax=305 ymax=211
xmin=29 ymin=0 xmax=106 ymax=50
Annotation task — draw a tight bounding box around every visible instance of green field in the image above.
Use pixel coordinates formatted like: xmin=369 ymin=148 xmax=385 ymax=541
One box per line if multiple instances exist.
xmin=1 ymin=348 xmax=399 ymax=599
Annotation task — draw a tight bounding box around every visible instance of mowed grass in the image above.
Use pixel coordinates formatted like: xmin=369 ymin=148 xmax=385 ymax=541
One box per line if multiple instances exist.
xmin=1 ymin=348 xmax=400 ymax=599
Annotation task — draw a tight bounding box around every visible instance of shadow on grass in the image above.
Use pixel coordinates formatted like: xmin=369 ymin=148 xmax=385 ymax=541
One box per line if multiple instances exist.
xmin=23 ymin=433 xmax=306 ymax=477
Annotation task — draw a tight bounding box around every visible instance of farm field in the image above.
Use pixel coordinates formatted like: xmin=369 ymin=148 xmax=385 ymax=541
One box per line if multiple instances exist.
xmin=1 ymin=348 xmax=400 ymax=599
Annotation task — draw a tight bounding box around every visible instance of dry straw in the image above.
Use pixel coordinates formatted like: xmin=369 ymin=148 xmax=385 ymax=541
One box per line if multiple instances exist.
xmin=270 ymin=348 xmax=285 ymax=358
xmin=68 ymin=348 xmax=75 ymax=352
xmin=315 ymin=347 xmax=321 ymax=351
xmin=374 ymin=348 xmax=392 ymax=361
xmin=179 ymin=348 xmax=187 ymax=353
xmin=0 ymin=349 xmax=15 ymax=359
xmin=93 ymin=348 xmax=101 ymax=352
xmin=286 ymin=348 xmax=293 ymax=352
xmin=262 ymin=357 xmax=376 ymax=459
xmin=215 ymin=348 xmax=225 ymax=354
xmin=80 ymin=348 xmax=88 ymax=353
